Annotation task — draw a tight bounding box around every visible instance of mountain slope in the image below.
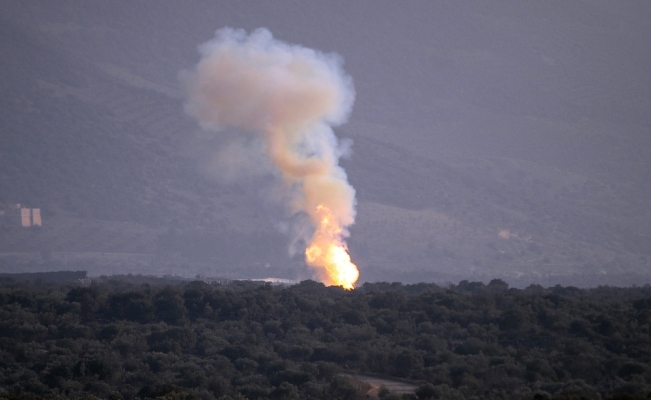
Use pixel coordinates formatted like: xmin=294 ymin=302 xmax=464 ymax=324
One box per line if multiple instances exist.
xmin=0 ymin=1 xmax=649 ymax=286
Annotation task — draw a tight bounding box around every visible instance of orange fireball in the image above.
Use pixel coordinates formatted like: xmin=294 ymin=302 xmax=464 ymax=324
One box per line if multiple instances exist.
xmin=305 ymin=205 xmax=359 ymax=289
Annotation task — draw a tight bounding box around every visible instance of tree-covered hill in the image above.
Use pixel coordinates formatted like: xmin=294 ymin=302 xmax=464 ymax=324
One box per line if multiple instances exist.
xmin=1 ymin=277 xmax=651 ymax=399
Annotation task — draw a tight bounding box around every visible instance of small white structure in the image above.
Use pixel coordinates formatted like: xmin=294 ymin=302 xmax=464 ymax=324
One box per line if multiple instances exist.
xmin=21 ymin=208 xmax=31 ymax=227
xmin=32 ymin=208 xmax=42 ymax=226
xmin=1 ymin=204 xmax=43 ymax=227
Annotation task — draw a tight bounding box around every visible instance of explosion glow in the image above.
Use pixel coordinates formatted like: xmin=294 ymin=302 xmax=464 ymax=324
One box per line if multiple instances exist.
xmin=305 ymin=205 xmax=359 ymax=289
xmin=183 ymin=28 xmax=360 ymax=289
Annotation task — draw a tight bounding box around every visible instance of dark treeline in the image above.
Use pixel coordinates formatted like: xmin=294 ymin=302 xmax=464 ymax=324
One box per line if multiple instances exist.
xmin=1 ymin=277 xmax=651 ymax=400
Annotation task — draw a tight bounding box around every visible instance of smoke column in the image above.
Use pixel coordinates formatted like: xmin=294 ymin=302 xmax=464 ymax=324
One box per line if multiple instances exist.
xmin=183 ymin=28 xmax=359 ymax=289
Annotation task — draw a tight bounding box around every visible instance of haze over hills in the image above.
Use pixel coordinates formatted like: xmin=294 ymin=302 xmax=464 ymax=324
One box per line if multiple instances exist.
xmin=1 ymin=1 xmax=650 ymax=286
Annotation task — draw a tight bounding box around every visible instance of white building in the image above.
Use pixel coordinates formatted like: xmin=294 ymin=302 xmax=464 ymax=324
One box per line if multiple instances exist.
xmin=1 ymin=204 xmax=42 ymax=227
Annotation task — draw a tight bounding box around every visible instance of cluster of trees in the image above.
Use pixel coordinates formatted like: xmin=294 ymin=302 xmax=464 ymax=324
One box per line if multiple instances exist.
xmin=1 ymin=277 xmax=651 ymax=400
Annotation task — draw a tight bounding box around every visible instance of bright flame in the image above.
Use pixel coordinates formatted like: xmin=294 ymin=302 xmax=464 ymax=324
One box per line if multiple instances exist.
xmin=305 ymin=205 xmax=359 ymax=289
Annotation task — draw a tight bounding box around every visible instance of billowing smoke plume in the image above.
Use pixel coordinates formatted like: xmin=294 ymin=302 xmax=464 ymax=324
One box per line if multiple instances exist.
xmin=183 ymin=28 xmax=359 ymax=288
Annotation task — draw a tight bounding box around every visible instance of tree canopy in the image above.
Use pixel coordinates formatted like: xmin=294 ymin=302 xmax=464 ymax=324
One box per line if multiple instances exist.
xmin=0 ymin=277 xmax=650 ymax=400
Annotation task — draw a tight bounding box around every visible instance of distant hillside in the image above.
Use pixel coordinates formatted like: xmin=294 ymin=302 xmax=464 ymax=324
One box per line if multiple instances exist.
xmin=0 ymin=1 xmax=649 ymax=286
xmin=342 ymin=136 xmax=650 ymax=285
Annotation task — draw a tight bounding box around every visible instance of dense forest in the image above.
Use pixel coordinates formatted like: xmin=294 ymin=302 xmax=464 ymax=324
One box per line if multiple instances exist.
xmin=1 ymin=276 xmax=651 ymax=400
